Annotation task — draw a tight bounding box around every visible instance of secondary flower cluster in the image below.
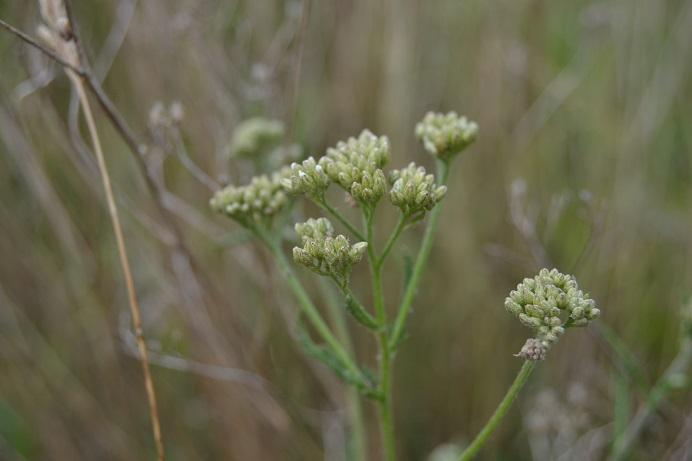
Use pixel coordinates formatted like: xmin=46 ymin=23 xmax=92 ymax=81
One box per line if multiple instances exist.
xmin=415 ymin=111 xmax=479 ymax=161
xmin=319 ymin=130 xmax=390 ymax=206
xmin=212 ymin=111 xmax=478 ymax=235
xmin=389 ymin=163 xmax=447 ymax=219
xmin=210 ymin=170 xmax=290 ymax=227
xmin=282 ymin=156 xmax=330 ymax=200
xmin=229 ymin=117 xmax=285 ymax=158
xmin=293 ymin=218 xmax=368 ymax=286
xmin=505 ymin=268 xmax=599 ymax=360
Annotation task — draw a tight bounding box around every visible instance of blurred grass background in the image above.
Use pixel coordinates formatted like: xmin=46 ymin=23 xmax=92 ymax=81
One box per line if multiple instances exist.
xmin=1 ymin=0 xmax=692 ymax=459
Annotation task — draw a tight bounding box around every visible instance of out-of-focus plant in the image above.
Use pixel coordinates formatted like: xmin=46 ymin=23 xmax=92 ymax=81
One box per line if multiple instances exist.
xmin=608 ymin=297 xmax=692 ymax=461
xmin=211 ymin=112 xmax=477 ymax=460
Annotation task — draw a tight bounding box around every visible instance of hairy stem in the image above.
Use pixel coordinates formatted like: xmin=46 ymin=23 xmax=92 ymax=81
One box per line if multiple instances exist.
xmin=459 ymin=361 xmax=537 ymax=461
xmin=390 ymin=160 xmax=449 ymax=350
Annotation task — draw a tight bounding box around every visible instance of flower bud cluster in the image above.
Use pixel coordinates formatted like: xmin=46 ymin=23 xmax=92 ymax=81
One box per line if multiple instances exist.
xmin=388 ymin=162 xmax=447 ymax=219
xmin=415 ymin=112 xmax=478 ymax=161
xmin=229 ymin=117 xmax=285 ymax=158
xmin=505 ymin=268 xmax=599 ymax=357
xmin=318 ymin=130 xmax=389 ymax=206
xmin=282 ymin=156 xmax=330 ymax=199
xmin=293 ymin=218 xmax=368 ymax=285
xmin=210 ymin=171 xmax=289 ymax=226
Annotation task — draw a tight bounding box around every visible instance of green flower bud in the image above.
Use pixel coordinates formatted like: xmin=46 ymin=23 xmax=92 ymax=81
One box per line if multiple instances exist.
xmin=229 ymin=117 xmax=284 ymax=158
xmin=282 ymin=156 xmax=330 ymax=199
xmin=388 ymin=162 xmax=447 ymax=219
xmin=350 ymin=168 xmax=387 ymax=204
xmin=505 ymin=268 xmax=598 ymax=357
xmin=210 ymin=172 xmax=289 ymax=227
xmin=292 ymin=218 xmax=367 ymax=285
xmin=415 ymin=111 xmax=478 ymax=161
xmin=295 ymin=217 xmax=334 ymax=242
xmin=319 ymin=130 xmax=390 ymax=206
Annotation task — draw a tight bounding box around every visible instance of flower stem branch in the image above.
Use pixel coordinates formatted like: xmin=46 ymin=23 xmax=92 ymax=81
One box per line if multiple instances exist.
xmin=317 ymin=198 xmax=367 ymax=242
xmin=459 ymin=360 xmax=537 ymax=461
xmin=377 ymin=214 xmax=407 ymax=270
xmin=390 ymin=160 xmax=449 ymax=350
xmin=258 ymin=229 xmax=363 ymax=381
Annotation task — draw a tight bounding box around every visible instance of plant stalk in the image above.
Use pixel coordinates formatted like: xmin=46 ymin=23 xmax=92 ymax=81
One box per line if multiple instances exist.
xmin=317 ymin=280 xmax=367 ymax=461
xmin=390 ymin=160 xmax=449 ymax=350
xmin=365 ymin=211 xmax=396 ymax=461
xmin=459 ymin=360 xmax=536 ymax=461
xmin=263 ymin=234 xmax=362 ymax=380
xmin=70 ymin=73 xmax=165 ymax=460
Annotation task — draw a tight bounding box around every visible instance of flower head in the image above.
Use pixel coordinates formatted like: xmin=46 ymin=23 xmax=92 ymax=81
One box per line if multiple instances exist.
xmin=505 ymin=268 xmax=599 ymax=359
xmin=292 ymin=218 xmax=367 ymax=286
xmin=388 ymin=162 xmax=447 ymax=219
xmin=319 ymin=130 xmax=389 ymax=206
xmin=210 ymin=171 xmax=289 ymax=227
xmin=295 ymin=217 xmax=334 ymax=242
xmin=415 ymin=112 xmax=478 ymax=161
xmin=282 ymin=156 xmax=330 ymax=199
xmin=229 ymin=117 xmax=284 ymax=158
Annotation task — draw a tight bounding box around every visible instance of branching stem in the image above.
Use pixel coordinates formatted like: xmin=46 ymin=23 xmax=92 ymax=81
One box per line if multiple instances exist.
xmin=317 ymin=198 xmax=367 ymax=242
xmin=390 ymin=160 xmax=449 ymax=350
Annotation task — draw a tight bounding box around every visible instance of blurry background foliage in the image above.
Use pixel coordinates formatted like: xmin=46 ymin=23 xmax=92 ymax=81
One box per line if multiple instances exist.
xmin=1 ymin=0 xmax=692 ymax=460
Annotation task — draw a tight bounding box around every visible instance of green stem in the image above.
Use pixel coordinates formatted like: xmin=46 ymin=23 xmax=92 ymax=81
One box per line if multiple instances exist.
xmin=260 ymin=230 xmax=362 ymax=380
xmin=377 ymin=214 xmax=407 ymax=270
xmin=459 ymin=361 xmax=537 ymax=461
xmin=317 ymin=198 xmax=367 ymax=242
xmin=338 ymin=281 xmax=379 ymax=330
xmin=317 ymin=280 xmax=367 ymax=461
xmin=390 ymin=160 xmax=449 ymax=350
xmin=364 ymin=210 xmax=396 ymax=461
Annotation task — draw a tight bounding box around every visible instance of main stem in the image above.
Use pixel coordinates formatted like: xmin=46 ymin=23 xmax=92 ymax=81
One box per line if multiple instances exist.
xmin=458 ymin=361 xmax=536 ymax=461
xmin=390 ymin=160 xmax=449 ymax=349
xmin=365 ymin=211 xmax=396 ymax=461
xmin=317 ymin=280 xmax=367 ymax=461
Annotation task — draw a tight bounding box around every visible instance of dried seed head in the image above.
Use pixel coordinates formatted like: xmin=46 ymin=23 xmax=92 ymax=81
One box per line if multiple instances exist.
xmin=515 ymin=338 xmax=547 ymax=361
xmin=210 ymin=171 xmax=289 ymax=227
xmin=415 ymin=111 xmax=478 ymax=161
xmin=318 ymin=130 xmax=390 ymax=206
xmin=292 ymin=218 xmax=367 ymax=286
xmin=506 ymin=268 xmax=599 ymax=358
xmin=37 ymin=0 xmax=79 ymax=68
xmin=229 ymin=117 xmax=285 ymax=158
xmin=388 ymin=162 xmax=447 ymax=219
